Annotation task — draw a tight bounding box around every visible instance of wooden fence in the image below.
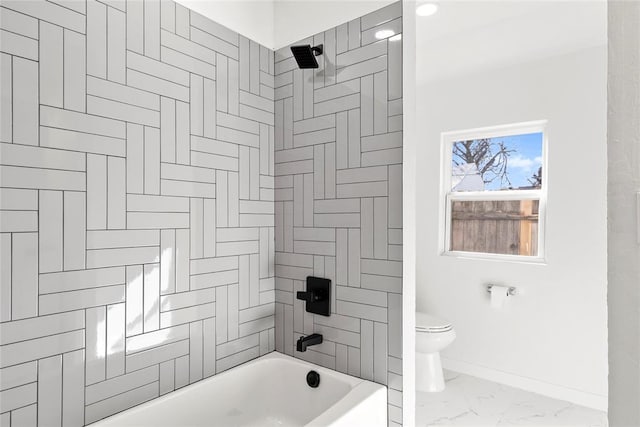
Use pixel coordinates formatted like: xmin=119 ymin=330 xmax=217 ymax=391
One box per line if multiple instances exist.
xmin=450 ymin=200 xmax=539 ymax=256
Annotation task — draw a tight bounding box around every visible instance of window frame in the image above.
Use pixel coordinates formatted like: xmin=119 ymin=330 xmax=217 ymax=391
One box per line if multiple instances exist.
xmin=438 ymin=120 xmax=548 ymax=263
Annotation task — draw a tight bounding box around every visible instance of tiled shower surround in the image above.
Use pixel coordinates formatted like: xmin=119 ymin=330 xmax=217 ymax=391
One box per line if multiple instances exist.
xmin=0 ymin=0 xmax=402 ymax=426
xmin=0 ymin=0 xmax=276 ymax=425
xmin=273 ymin=3 xmax=404 ymax=426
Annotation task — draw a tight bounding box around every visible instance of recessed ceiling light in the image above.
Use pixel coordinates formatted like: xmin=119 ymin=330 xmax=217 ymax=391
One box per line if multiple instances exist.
xmin=375 ymin=29 xmax=395 ymax=39
xmin=416 ymin=2 xmax=438 ymax=17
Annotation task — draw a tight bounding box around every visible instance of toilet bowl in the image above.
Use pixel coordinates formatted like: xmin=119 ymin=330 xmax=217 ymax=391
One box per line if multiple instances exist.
xmin=415 ymin=312 xmax=456 ymax=392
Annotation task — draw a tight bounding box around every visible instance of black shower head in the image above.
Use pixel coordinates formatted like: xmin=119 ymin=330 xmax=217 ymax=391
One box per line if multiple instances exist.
xmin=290 ymin=44 xmax=323 ymax=69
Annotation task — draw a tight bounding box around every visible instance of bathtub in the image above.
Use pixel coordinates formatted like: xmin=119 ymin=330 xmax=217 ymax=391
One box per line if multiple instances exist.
xmin=91 ymin=352 xmax=387 ymax=427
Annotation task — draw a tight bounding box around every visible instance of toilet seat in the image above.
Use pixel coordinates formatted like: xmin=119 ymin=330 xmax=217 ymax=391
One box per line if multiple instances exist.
xmin=416 ymin=312 xmax=452 ymax=333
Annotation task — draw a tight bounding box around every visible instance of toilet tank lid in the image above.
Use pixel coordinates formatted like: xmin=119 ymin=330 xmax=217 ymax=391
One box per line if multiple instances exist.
xmin=416 ymin=312 xmax=452 ymax=330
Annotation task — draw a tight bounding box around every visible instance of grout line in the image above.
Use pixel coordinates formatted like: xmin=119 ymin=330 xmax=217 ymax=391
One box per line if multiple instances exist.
xmin=86 ymin=91 xmax=160 ymax=113
xmin=2 ymin=327 xmax=85 ymax=352
xmin=85 ymin=378 xmax=159 ymax=408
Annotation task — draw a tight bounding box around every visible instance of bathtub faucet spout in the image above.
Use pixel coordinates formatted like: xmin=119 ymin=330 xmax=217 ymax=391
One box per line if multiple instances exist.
xmin=296 ymin=333 xmax=323 ymax=352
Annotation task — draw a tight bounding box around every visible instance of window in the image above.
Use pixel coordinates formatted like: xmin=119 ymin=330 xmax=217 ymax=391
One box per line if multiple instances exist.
xmin=440 ymin=121 xmax=547 ymax=260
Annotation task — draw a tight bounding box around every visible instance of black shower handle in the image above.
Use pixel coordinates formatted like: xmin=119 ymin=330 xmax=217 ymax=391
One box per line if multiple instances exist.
xmin=296 ymin=290 xmax=324 ymax=303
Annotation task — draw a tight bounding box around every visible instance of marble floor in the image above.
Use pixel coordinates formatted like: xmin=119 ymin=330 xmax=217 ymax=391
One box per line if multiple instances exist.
xmin=416 ymin=371 xmax=608 ymax=426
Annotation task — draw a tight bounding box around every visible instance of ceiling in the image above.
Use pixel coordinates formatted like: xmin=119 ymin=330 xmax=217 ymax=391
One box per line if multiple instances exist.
xmin=174 ymin=0 xmax=276 ymax=48
xmin=174 ymin=0 xmax=606 ymax=72
xmin=416 ymin=0 xmax=608 ymax=83
xmin=273 ymin=0 xmax=395 ymax=49
xmin=175 ymin=0 xmax=395 ymax=50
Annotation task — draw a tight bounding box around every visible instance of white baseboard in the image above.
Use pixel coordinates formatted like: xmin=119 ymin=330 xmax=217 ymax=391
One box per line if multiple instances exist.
xmin=441 ymin=357 xmax=608 ymax=411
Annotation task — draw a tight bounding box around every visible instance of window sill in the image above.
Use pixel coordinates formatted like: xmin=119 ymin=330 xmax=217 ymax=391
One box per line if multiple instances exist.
xmin=440 ymin=250 xmax=547 ymax=265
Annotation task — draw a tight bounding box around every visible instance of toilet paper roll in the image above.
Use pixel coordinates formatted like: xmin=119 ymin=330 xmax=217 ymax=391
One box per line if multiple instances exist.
xmin=490 ymin=285 xmax=509 ymax=309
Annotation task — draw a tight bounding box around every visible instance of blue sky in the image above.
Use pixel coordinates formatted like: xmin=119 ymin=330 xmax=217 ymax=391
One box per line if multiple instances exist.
xmin=454 ymin=132 xmax=543 ymax=190
xmin=490 ymin=132 xmax=543 ymax=190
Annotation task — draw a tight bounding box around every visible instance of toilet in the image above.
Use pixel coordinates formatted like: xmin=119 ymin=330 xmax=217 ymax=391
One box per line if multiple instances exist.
xmin=415 ymin=312 xmax=456 ymax=392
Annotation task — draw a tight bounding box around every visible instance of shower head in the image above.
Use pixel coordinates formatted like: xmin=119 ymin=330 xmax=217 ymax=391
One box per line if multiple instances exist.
xmin=290 ymin=44 xmax=323 ymax=69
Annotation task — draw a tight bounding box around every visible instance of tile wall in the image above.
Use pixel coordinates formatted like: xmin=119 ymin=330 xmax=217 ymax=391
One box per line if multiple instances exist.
xmin=0 ymin=0 xmax=276 ymax=425
xmin=273 ymin=3 xmax=404 ymax=426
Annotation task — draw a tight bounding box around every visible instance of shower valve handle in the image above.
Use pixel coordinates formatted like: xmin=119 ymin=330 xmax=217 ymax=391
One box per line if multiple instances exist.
xmin=296 ymin=290 xmax=323 ymax=303
xmin=297 ymin=276 xmax=331 ymax=316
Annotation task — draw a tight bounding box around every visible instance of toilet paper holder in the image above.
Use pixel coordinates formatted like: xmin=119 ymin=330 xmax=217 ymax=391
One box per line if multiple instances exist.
xmin=486 ymin=284 xmax=517 ymax=296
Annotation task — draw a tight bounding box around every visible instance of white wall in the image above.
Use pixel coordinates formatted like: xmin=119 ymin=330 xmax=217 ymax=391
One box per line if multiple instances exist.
xmin=273 ymin=0 xmax=395 ymax=48
xmin=608 ymin=1 xmax=640 ymax=424
xmin=174 ymin=0 xmax=275 ymax=47
xmin=415 ymin=19 xmax=608 ymax=409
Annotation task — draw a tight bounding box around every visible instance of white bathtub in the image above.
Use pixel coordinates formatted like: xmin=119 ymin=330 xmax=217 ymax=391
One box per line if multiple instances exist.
xmin=91 ymin=352 xmax=387 ymax=427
